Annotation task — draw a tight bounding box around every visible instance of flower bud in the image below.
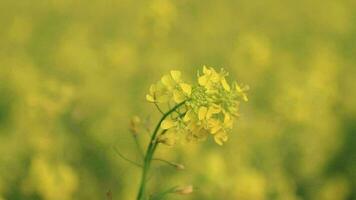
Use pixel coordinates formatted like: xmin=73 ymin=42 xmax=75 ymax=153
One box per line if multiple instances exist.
xmin=130 ymin=116 xmax=141 ymax=135
xmin=174 ymin=185 xmax=194 ymax=195
xmin=156 ymin=137 xmax=175 ymax=146
xmin=175 ymin=163 xmax=185 ymax=170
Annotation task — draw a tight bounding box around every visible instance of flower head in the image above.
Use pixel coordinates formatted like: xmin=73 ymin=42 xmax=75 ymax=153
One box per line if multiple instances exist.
xmin=146 ymin=66 xmax=248 ymax=145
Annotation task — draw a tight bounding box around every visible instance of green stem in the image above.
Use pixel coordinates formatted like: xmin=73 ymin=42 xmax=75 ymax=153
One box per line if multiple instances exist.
xmin=136 ymin=101 xmax=186 ymax=200
xmin=133 ymin=134 xmax=145 ymax=159
xmin=113 ymin=146 xmax=142 ymax=168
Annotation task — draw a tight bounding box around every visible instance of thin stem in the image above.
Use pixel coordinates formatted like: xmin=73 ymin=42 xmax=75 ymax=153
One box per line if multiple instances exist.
xmin=136 ymin=101 xmax=186 ymax=200
xmin=153 ymin=158 xmax=184 ymax=169
xmin=144 ymin=116 xmax=153 ymax=138
xmin=154 ymin=102 xmax=165 ymax=114
xmin=153 ymin=158 xmax=174 ymax=165
xmin=132 ymin=134 xmax=145 ymax=159
xmin=149 ymin=186 xmax=179 ymax=200
xmin=113 ymin=146 xmax=142 ymax=168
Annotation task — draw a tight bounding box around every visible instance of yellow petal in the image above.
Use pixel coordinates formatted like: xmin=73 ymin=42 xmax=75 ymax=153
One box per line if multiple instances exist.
xmin=203 ymin=65 xmax=211 ymax=74
xmin=198 ymin=76 xmax=208 ymax=86
xmin=235 ymin=83 xmax=249 ymax=101
xmin=211 ymin=72 xmax=220 ymax=83
xmin=161 ymin=75 xmax=175 ymax=89
xmin=209 ymin=120 xmax=221 ymax=134
xmin=223 ymin=114 xmax=233 ymax=128
xmin=206 ymin=106 xmax=221 ymax=119
xmin=161 ymin=119 xmax=176 ymax=129
xmin=214 ymin=135 xmax=223 ymax=146
xmin=173 ymin=90 xmax=185 ymax=103
xmin=146 ymin=94 xmax=155 ymax=102
xmin=156 ymin=94 xmax=170 ymax=103
xmin=211 ymin=68 xmax=219 ymax=76
xmin=211 ymin=126 xmax=221 ymax=134
xmin=170 ymin=70 xmax=182 ymax=82
xmin=242 ymin=94 xmax=248 ymax=102
xmin=198 ymin=107 xmax=208 ymax=121
xmin=180 ymin=83 xmax=192 ymax=95
xmin=214 ymin=131 xmax=228 ymax=145
xmin=183 ymin=110 xmax=192 ymax=122
xmin=149 ymin=84 xmax=156 ymax=94
xmin=221 ymin=78 xmax=231 ymax=91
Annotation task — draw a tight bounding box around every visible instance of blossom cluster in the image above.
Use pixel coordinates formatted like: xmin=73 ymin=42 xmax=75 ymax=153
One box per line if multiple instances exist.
xmin=146 ymin=66 xmax=248 ymax=145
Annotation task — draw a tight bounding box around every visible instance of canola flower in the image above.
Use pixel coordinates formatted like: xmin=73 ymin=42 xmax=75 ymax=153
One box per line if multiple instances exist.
xmin=146 ymin=66 xmax=248 ymax=145
xmin=134 ymin=66 xmax=248 ymax=200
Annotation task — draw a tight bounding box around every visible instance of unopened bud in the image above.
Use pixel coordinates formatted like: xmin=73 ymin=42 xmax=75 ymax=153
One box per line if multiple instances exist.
xmin=157 ymin=136 xmax=175 ymax=146
xmin=130 ymin=116 xmax=141 ymax=135
xmin=174 ymin=185 xmax=194 ymax=195
xmin=175 ymin=163 xmax=185 ymax=170
xmin=153 ymin=158 xmax=185 ymax=170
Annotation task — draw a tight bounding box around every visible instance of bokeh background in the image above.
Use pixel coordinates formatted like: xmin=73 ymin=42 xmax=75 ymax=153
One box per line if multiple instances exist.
xmin=0 ymin=0 xmax=355 ymax=199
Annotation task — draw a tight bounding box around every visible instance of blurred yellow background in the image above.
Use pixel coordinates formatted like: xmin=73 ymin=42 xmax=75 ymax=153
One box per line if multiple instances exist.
xmin=0 ymin=0 xmax=355 ymax=199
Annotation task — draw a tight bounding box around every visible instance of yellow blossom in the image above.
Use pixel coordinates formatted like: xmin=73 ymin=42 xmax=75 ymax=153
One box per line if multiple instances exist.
xmin=146 ymin=66 xmax=248 ymax=145
xmin=147 ymin=70 xmax=191 ymax=104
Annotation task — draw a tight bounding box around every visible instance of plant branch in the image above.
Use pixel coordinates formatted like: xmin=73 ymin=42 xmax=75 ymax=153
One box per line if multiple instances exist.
xmin=136 ymin=101 xmax=187 ymax=200
xmin=132 ymin=134 xmax=144 ymax=159
xmin=154 ymin=102 xmax=165 ymax=114
xmin=153 ymin=158 xmax=185 ymax=170
xmin=113 ymin=146 xmax=142 ymax=168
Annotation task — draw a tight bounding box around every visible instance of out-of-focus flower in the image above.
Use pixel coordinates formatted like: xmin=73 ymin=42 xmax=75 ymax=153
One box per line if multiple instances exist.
xmin=146 ymin=66 xmax=248 ymax=145
xmin=130 ymin=116 xmax=141 ymax=135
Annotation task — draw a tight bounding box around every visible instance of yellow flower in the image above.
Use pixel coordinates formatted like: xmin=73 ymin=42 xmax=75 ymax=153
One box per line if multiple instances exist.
xmin=147 ymin=66 xmax=248 ymax=146
xmin=207 ymin=114 xmax=233 ymax=145
xmin=198 ymin=66 xmax=220 ymax=90
xmin=147 ymin=70 xmax=192 ymax=104
xmin=146 ymin=82 xmax=170 ymax=103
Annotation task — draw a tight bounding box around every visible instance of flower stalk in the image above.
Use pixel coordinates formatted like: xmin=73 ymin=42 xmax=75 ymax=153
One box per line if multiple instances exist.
xmin=136 ymin=101 xmax=186 ymax=200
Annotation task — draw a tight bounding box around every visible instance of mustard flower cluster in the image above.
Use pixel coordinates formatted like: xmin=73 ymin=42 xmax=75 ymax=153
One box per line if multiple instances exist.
xmin=146 ymin=66 xmax=248 ymax=145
